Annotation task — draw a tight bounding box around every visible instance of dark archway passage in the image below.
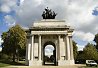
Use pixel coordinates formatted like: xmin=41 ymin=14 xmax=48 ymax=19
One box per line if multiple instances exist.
xmin=43 ymin=41 xmax=56 ymax=66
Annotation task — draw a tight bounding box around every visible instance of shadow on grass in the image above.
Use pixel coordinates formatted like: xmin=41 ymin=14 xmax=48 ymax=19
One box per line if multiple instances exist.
xmin=44 ymin=64 xmax=56 ymax=66
xmin=0 ymin=59 xmax=25 ymax=67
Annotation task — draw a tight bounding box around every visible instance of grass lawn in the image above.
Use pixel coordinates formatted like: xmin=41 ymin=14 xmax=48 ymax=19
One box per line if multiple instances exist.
xmin=81 ymin=66 xmax=98 ymax=68
xmin=0 ymin=59 xmax=25 ymax=67
xmin=80 ymin=67 xmax=98 ymax=68
xmin=0 ymin=62 xmax=11 ymax=67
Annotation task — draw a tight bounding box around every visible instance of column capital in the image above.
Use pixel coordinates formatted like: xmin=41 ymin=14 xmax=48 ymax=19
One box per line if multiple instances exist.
xmin=58 ymin=35 xmax=61 ymax=37
xmin=68 ymin=35 xmax=72 ymax=38
xmin=67 ymin=33 xmax=73 ymax=37
xmin=38 ymin=34 xmax=42 ymax=36
xmin=31 ymin=34 xmax=34 ymax=36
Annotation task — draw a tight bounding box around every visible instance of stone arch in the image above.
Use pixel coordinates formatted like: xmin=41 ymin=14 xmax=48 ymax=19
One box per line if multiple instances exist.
xmin=43 ymin=41 xmax=56 ymax=65
xmin=43 ymin=41 xmax=56 ymax=48
xmin=26 ymin=20 xmax=74 ymax=66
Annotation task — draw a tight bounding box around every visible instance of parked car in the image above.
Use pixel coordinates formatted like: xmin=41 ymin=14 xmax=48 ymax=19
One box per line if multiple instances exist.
xmin=86 ymin=60 xmax=97 ymax=67
xmin=75 ymin=59 xmax=86 ymax=64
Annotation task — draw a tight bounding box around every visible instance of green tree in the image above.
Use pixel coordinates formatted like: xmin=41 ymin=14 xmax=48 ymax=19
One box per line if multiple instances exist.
xmin=1 ymin=32 xmax=8 ymax=40
xmin=76 ymin=51 xmax=85 ymax=60
xmin=83 ymin=43 xmax=98 ymax=60
xmin=94 ymin=34 xmax=98 ymax=50
xmin=1 ymin=25 xmax=27 ymax=62
xmin=73 ymin=41 xmax=78 ymax=60
xmin=1 ymin=32 xmax=11 ymax=55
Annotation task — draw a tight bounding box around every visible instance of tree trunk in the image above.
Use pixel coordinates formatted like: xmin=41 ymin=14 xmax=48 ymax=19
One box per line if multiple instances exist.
xmin=12 ymin=50 xmax=16 ymax=62
xmin=16 ymin=49 xmax=19 ymax=62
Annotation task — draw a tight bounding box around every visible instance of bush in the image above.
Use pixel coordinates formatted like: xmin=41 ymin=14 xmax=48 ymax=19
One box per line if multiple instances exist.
xmin=0 ymin=54 xmax=10 ymax=60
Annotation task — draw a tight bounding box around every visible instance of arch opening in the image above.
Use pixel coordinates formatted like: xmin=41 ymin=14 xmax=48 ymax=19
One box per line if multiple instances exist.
xmin=43 ymin=41 xmax=56 ymax=66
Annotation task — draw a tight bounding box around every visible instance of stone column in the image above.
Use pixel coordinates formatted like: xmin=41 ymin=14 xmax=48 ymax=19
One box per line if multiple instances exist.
xmin=69 ymin=36 xmax=74 ymax=60
xmin=31 ymin=35 xmax=34 ymax=60
xmin=27 ymin=43 xmax=31 ymax=60
xmin=39 ymin=35 xmax=41 ymax=61
xmin=58 ymin=35 xmax=61 ymax=60
xmin=26 ymin=38 xmax=31 ymax=65
xmin=26 ymin=38 xmax=28 ymax=60
xmin=66 ymin=35 xmax=70 ymax=60
xmin=56 ymin=45 xmax=58 ymax=65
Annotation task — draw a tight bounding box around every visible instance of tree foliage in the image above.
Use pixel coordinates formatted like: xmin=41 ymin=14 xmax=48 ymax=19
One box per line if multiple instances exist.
xmin=76 ymin=43 xmax=98 ymax=64
xmin=73 ymin=41 xmax=78 ymax=60
xmin=1 ymin=25 xmax=27 ymax=62
xmin=76 ymin=51 xmax=85 ymax=60
xmin=83 ymin=43 xmax=98 ymax=60
xmin=94 ymin=34 xmax=98 ymax=50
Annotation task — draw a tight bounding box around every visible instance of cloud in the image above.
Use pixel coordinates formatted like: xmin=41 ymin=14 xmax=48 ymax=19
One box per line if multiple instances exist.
xmin=0 ymin=37 xmax=3 ymax=46
xmin=95 ymin=7 xmax=98 ymax=11
xmin=77 ymin=44 xmax=85 ymax=51
xmin=45 ymin=45 xmax=54 ymax=56
xmin=0 ymin=47 xmax=2 ymax=52
xmin=20 ymin=0 xmax=25 ymax=5
xmin=0 ymin=0 xmax=17 ymax=27
xmin=1 ymin=0 xmax=98 ymax=46
xmin=0 ymin=4 xmax=11 ymax=13
xmin=45 ymin=49 xmax=53 ymax=55
xmin=0 ymin=37 xmax=3 ymax=52
xmin=16 ymin=0 xmax=44 ymax=27
xmin=15 ymin=0 xmax=69 ymax=27
xmin=4 ymin=15 xmax=16 ymax=27
xmin=15 ymin=0 xmax=98 ymax=35
xmin=66 ymin=1 xmax=97 ymax=27
xmin=0 ymin=0 xmax=18 ymax=13
xmin=74 ymin=31 xmax=94 ymax=42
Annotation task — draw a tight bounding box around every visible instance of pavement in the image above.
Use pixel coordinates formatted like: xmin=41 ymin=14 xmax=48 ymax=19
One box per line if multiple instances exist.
xmin=3 ymin=64 xmax=85 ymax=68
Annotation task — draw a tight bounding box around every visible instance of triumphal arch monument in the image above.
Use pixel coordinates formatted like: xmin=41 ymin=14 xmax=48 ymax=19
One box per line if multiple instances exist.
xmin=26 ymin=7 xmax=74 ymax=66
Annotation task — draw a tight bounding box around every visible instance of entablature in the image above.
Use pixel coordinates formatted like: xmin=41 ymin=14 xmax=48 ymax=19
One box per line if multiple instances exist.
xmin=31 ymin=31 xmax=67 ymax=35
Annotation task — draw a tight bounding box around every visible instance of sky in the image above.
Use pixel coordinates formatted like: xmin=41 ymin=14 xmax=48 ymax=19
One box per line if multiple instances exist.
xmin=0 ymin=0 xmax=98 ymax=51
xmin=45 ymin=45 xmax=54 ymax=57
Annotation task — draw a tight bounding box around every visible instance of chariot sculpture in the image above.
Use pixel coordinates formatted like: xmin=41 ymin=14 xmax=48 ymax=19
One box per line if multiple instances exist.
xmin=42 ymin=7 xmax=57 ymax=19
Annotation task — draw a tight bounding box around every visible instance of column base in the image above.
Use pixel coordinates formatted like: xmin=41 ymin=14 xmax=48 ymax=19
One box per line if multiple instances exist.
xmin=58 ymin=60 xmax=74 ymax=66
xmin=25 ymin=60 xmax=42 ymax=66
